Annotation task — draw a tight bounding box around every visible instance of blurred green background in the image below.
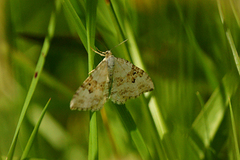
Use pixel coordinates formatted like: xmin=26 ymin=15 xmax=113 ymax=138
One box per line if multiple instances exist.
xmin=1 ymin=0 xmax=240 ymax=159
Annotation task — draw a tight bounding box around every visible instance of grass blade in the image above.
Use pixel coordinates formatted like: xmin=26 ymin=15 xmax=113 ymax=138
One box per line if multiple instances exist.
xmin=62 ymin=0 xmax=87 ymax=49
xmin=86 ymin=0 xmax=97 ymax=70
xmin=196 ymin=92 xmax=212 ymax=159
xmin=21 ymin=98 xmax=51 ymax=160
xmin=192 ymin=71 xmax=239 ymax=147
xmin=217 ymin=0 xmax=240 ymax=75
xmin=226 ymin=31 xmax=240 ymax=74
xmin=86 ymin=0 xmax=98 ymax=159
xmin=229 ymin=0 xmax=240 ymax=27
xmin=6 ymin=1 xmax=61 ymax=159
xmin=228 ymin=99 xmax=240 ymax=160
xmin=88 ymin=112 xmax=98 ymax=160
xmin=115 ymin=104 xmax=152 ymax=160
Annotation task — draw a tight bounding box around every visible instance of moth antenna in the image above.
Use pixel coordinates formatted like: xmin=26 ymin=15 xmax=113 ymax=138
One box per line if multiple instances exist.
xmin=110 ymin=39 xmax=128 ymax=51
xmin=91 ymin=47 xmax=106 ymax=57
xmin=95 ymin=47 xmax=103 ymax=53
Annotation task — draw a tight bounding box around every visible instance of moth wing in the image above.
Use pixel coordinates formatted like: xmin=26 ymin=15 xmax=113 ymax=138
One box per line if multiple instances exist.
xmin=110 ymin=57 xmax=154 ymax=104
xmin=70 ymin=59 xmax=109 ymax=111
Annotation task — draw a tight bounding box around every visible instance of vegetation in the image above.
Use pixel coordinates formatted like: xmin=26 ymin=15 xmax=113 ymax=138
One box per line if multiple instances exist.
xmin=0 ymin=0 xmax=240 ymax=159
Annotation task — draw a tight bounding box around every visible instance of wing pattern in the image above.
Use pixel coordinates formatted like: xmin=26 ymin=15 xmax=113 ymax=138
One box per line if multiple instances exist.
xmin=110 ymin=57 xmax=154 ymax=104
xmin=70 ymin=59 xmax=109 ymax=111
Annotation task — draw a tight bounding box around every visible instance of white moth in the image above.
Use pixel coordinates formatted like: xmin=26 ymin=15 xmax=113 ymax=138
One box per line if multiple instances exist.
xmin=70 ymin=47 xmax=154 ymax=111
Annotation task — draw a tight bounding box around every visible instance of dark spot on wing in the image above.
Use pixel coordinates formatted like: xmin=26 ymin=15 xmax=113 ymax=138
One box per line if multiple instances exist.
xmin=132 ymin=78 xmax=135 ymax=83
xmin=115 ymin=77 xmax=124 ymax=86
xmin=89 ymin=88 xmax=93 ymax=93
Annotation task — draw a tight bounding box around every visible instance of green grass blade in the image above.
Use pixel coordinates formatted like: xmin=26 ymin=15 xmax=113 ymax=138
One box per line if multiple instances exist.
xmin=88 ymin=112 xmax=98 ymax=160
xmin=228 ymin=99 xmax=240 ymax=160
xmin=148 ymin=96 xmax=168 ymax=139
xmin=86 ymin=0 xmax=98 ymax=159
xmin=196 ymin=92 xmax=210 ymax=143
xmin=62 ymin=0 xmax=87 ymax=49
xmin=196 ymin=92 xmax=212 ymax=159
xmin=109 ymin=1 xmax=127 ymax=44
xmin=192 ymin=71 xmax=239 ymax=147
xmin=184 ymin=25 xmax=218 ymax=88
xmin=217 ymin=0 xmax=240 ymax=75
xmin=21 ymin=98 xmax=51 ymax=160
xmin=95 ymin=1 xmax=128 ymax=57
xmin=6 ymin=1 xmax=61 ymax=159
xmin=229 ymin=0 xmax=240 ymax=27
xmin=226 ymin=31 xmax=240 ymax=75
xmin=115 ymin=105 xmax=152 ymax=160
xmin=86 ymin=0 xmax=97 ymax=70
xmin=148 ymin=96 xmax=168 ymax=159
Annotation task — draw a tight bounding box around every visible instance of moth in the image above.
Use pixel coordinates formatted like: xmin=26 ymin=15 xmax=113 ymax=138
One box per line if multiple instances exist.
xmin=70 ymin=46 xmax=154 ymax=111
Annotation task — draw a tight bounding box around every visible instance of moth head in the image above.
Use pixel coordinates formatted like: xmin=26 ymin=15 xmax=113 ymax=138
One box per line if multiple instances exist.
xmin=104 ymin=50 xmax=112 ymax=57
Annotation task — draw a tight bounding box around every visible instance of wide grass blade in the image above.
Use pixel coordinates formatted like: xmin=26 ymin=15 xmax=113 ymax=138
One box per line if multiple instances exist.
xmin=192 ymin=71 xmax=239 ymax=147
xmin=6 ymin=0 xmax=61 ymax=159
xmin=20 ymin=98 xmax=51 ymax=160
xmin=196 ymin=92 xmax=212 ymax=159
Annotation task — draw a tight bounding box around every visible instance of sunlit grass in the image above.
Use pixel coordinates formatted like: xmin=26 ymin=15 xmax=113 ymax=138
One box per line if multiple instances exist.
xmin=1 ymin=0 xmax=240 ymax=159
